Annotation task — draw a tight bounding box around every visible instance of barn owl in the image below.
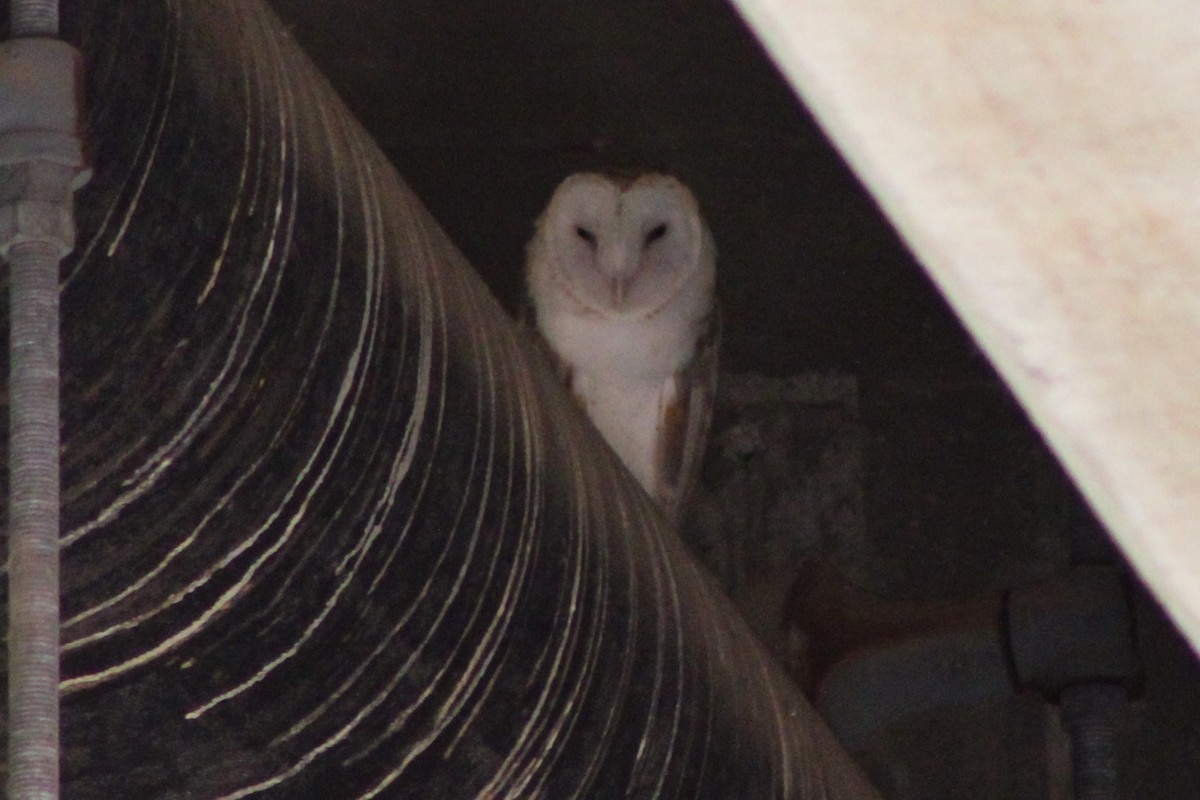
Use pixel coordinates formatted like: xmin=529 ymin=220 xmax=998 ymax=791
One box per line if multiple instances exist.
xmin=525 ymin=172 xmax=719 ymax=528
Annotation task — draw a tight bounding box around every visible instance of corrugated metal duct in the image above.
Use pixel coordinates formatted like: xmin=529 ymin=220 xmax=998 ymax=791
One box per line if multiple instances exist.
xmin=0 ymin=1 xmax=880 ymax=797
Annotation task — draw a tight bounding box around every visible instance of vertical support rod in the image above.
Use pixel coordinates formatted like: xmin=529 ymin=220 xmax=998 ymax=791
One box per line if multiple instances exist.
xmin=5 ymin=4 xmax=66 ymax=798
xmin=1061 ymin=683 xmax=1124 ymax=800
xmin=6 ymin=239 xmax=61 ymax=800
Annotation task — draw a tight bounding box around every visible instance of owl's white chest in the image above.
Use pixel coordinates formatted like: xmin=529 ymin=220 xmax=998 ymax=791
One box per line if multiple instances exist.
xmin=538 ymin=306 xmax=698 ymax=495
xmin=542 ymin=306 xmax=694 ymax=382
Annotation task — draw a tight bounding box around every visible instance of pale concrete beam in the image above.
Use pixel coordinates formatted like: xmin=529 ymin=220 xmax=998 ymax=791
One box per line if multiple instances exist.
xmin=731 ymin=0 xmax=1200 ymax=648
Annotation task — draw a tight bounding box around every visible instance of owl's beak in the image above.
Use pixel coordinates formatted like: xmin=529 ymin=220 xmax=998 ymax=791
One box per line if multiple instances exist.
xmin=610 ymin=277 xmax=628 ymax=308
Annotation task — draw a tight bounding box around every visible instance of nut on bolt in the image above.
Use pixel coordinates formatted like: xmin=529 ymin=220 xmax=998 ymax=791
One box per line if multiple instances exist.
xmin=0 ymin=37 xmax=91 ymax=259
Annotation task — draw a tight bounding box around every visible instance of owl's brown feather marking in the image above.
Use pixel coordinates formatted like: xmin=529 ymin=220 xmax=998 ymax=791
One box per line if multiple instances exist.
xmin=658 ymin=388 xmax=689 ymax=494
xmin=654 ymin=307 xmax=719 ymax=527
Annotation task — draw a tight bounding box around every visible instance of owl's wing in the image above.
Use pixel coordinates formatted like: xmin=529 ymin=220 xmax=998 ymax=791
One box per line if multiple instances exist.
xmin=654 ymin=306 xmax=720 ymax=528
xmin=520 ymin=300 xmax=577 ymax=388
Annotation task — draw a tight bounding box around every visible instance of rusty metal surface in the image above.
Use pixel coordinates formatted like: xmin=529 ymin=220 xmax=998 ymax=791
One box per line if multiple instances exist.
xmin=0 ymin=1 xmax=880 ymax=797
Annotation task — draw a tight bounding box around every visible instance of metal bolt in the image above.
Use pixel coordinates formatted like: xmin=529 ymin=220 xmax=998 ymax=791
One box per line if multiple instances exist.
xmin=1060 ymin=683 xmax=1125 ymax=800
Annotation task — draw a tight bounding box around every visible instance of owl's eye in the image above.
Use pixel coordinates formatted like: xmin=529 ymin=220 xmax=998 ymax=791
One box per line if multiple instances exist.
xmin=644 ymin=223 xmax=668 ymax=245
xmin=575 ymin=226 xmax=597 ymax=247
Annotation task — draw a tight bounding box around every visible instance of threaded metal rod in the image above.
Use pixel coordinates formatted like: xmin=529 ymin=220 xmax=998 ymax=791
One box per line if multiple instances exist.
xmin=9 ymin=0 xmax=58 ymax=38
xmin=7 ymin=239 xmax=62 ymax=799
xmin=1061 ymin=683 xmax=1124 ymax=800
